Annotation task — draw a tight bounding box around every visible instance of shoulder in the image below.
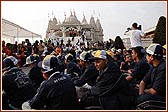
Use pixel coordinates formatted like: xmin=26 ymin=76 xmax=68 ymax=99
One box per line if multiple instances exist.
xmin=157 ymin=59 xmax=166 ymax=71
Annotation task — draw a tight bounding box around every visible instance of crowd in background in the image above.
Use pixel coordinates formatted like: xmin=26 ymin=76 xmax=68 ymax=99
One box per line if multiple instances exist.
xmin=2 ymin=22 xmax=166 ymax=110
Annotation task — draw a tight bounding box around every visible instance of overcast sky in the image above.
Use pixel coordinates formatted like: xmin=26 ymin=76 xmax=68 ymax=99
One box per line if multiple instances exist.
xmin=2 ymin=1 xmax=167 ymax=41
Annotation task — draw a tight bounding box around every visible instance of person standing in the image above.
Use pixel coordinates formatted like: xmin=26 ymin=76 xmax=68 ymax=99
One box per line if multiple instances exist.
xmin=25 ymin=39 xmax=32 ymax=56
xmin=128 ymin=23 xmax=145 ymax=47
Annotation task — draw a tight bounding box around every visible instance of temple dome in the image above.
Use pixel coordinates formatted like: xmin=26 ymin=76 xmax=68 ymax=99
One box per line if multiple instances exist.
xmin=63 ymin=15 xmax=81 ymax=24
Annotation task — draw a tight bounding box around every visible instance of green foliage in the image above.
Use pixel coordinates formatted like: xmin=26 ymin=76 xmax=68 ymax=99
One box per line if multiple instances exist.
xmin=153 ymin=16 xmax=166 ymax=46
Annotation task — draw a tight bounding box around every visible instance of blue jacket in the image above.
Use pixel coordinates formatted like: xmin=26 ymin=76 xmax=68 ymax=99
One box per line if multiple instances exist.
xmin=29 ymin=72 xmax=79 ymax=110
xmin=2 ymin=67 xmax=36 ymax=108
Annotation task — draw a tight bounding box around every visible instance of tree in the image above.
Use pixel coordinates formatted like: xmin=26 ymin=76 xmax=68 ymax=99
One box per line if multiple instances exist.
xmin=114 ymin=36 xmax=125 ymax=50
xmin=153 ymin=16 xmax=166 ymax=46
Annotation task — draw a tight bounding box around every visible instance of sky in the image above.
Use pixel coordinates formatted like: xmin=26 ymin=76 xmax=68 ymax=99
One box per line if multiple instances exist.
xmin=1 ymin=1 xmax=167 ymax=41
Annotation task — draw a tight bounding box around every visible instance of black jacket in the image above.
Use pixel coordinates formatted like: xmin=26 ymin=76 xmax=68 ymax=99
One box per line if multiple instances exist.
xmin=143 ymin=59 xmax=166 ymax=97
xmin=28 ymin=65 xmax=45 ymax=90
xmin=66 ymin=61 xmax=81 ymax=79
xmin=74 ymin=63 xmax=99 ymax=87
xmin=2 ymin=67 xmax=36 ymax=108
xmin=131 ymin=58 xmax=150 ymax=84
xmin=88 ymin=60 xmax=132 ymax=109
xmin=29 ymin=72 xmax=79 ymax=110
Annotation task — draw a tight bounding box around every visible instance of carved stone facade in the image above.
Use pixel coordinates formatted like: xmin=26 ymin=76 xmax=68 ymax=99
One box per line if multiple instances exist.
xmin=46 ymin=11 xmax=104 ymax=44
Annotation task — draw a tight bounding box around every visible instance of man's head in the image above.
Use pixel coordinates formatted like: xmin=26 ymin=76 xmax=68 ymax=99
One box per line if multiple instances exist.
xmin=124 ymin=54 xmax=132 ymax=62
xmin=3 ymin=56 xmax=18 ymax=71
xmin=24 ymin=54 xmax=39 ymax=67
xmin=55 ymin=47 xmax=62 ymax=55
xmin=42 ymin=55 xmax=61 ymax=79
xmin=146 ymin=43 xmax=163 ymax=64
xmin=64 ymin=53 xmax=74 ymax=64
xmin=132 ymin=22 xmax=138 ymax=29
xmin=79 ymin=51 xmax=93 ymax=66
xmin=91 ymin=50 xmax=108 ymax=70
xmin=131 ymin=46 xmax=145 ymax=61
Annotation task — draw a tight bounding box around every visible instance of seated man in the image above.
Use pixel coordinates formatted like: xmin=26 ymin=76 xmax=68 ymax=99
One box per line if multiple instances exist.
xmin=126 ymin=46 xmax=150 ymax=84
xmin=125 ymin=46 xmax=150 ymax=98
xmin=136 ymin=43 xmax=166 ymax=109
xmin=74 ymin=51 xmax=98 ymax=87
xmin=64 ymin=53 xmax=81 ymax=79
xmin=73 ymin=51 xmax=99 ymax=102
xmin=2 ymin=56 xmax=36 ymax=110
xmin=24 ymin=54 xmax=45 ymax=90
xmin=81 ymin=50 xmax=132 ymax=109
xmin=26 ymin=55 xmax=79 ymax=110
xmin=120 ymin=53 xmax=136 ymax=74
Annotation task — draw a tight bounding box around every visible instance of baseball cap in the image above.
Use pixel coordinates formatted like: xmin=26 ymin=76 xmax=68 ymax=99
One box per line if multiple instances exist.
xmin=111 ymin=48 xmax=116 ymax=53
xmin=42 ymin=55 xmax=60 ymax=73
xmin=91 ymin=50 xmax=107 ymax=60
xmin=7 ymin=56 xmax=18 ymax=65
xmin=106 ymin=50 xmax=114 ymax=57
xmin=23 ymin=54 xmax=39 ymax=66
xmin=146 ymin=43 xmax=163 ymax=56
xmin=3 ymin=56 xmax=18 ymax=70
xmin=65 ymin=53 xmax=74 ymax=61
xmin=79 ymin=51 xmax=93 ymax=61
xmin=163 ymin=44 xmax=166 ymax=50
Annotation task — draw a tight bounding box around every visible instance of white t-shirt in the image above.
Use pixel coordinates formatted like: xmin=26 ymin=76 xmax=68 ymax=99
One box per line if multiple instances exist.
xmin=128 ymin=29 xmax=144 ymax=47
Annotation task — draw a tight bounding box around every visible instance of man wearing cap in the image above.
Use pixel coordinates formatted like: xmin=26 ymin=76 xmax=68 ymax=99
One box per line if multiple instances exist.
xmin=64 ymin=53 xmax=81 ymax=79
xmin=51 ymin=46 xmax=66 ymax=73
xmin=27 ymin=55 xmax=79 ymax=110
xmin=74 ymin=51 xmax=99 ymax=104
xmin=136 ymin=43 xmax=166 ymax=109
xmin=2 ymin=56 xmax=36 ymax=110
xmin=24 ymin=54 xmax=45 ymax=90
xmin=74 ymin=51 xmax=98 ymax=87
xmin=162 ymin=44 xmax=166 ymax=59
xmin=82 ymin=50 xmax=132 ymax=109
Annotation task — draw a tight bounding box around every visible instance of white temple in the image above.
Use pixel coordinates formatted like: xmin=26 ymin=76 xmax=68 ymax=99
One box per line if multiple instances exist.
xmin=46 ymin=10 xmax=104 ymax=44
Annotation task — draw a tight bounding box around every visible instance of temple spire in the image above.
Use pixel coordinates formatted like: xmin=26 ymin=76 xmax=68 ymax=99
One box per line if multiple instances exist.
xmin=73 ymin=9 xmax=76 ymax=17
xmin=70 ymin=9 xmax=72 ymax=16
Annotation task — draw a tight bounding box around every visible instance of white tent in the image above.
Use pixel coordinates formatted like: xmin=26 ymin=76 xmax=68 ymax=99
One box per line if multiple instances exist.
xmin=2 ymin=18 xmax=42 ymax=44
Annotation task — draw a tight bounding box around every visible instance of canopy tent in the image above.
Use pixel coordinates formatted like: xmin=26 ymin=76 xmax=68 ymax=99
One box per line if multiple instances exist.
xmin=2 ymin=18 xmax=42 ymax=44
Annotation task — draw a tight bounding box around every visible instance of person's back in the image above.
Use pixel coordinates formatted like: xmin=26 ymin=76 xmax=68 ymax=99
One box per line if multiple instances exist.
xmin=64 ymin=53 xmax=81 ymax=79
xmin=74 ymin=63 xmax=98 ymax=87
xmin=129 ymin=23 xmax=145 ymax=47
xmin=29 ymin=72 xmax=79 ymax=109
xmin=28 ymin=55 xmax=79 ymax=110
xmin=2 ymin=56 xmax=36 ymax=109
xmin=130 ymin=30 xmax=143 ymax=47
xmin=25 ymin=55 xmax=45 ymax=90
